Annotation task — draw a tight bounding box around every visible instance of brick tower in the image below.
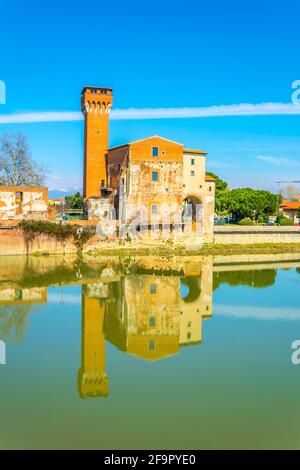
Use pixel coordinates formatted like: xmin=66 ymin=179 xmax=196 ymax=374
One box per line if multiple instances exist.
xmin=81 ymin=87 xmax=113 ymax=199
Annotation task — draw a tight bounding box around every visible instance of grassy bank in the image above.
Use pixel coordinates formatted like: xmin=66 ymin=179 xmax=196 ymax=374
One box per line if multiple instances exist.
xmin=86 ymin=242 xmax=300 ymax=257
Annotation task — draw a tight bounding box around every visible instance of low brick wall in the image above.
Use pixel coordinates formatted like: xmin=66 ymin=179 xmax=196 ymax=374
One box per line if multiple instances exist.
xmin=1 ymin=223 xmax=300 ymax=256
xmin=214 ymin=225 xmax=300 ymax=244
xmin=0 ymin=228 xmax=79 ymax=255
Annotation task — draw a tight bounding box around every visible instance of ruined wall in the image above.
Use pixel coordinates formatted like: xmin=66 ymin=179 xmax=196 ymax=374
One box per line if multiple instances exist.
xmin=0 ymin=186 xmax=48 ymax=220
xmin=107 ymin=145 xmax=129 ymax=191
xmin=122 ymin=160 xmax=184 ymax=223
xmin=118 ymin=137 xmax=184 ymax=225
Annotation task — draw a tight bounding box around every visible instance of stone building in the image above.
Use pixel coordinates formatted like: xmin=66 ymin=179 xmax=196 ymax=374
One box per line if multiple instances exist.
xmin=279 ymin=201 xmax=300 ymax=224
xmin=0 ymin=185 xmax=48 ymax=221
xmin=81 ymin=86 xmax=215 ymax=242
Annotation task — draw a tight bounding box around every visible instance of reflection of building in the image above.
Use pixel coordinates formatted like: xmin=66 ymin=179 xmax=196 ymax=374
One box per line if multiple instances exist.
xmin=0 ymin=287 xmax=47 ymax=305
xmin=78 ymin=287 xmax=108 ymax=398
xmin=0 ymin=287 xmax=47 ymax=344
xmin=81 ymin=87 xmax=215 ymax=242
xmin=78 ymin=259 xmax=213 ymax=398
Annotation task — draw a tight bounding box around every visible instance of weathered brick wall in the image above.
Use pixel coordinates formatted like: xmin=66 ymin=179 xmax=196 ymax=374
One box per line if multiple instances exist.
xmin=214 ymin=225 xmax=300 ymax=244
xmin=0 ymin=185 xmax=48 ymax=220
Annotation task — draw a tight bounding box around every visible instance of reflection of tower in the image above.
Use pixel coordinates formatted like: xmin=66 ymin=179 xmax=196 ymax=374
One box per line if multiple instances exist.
xmin=81 ymin=86 xmax=113 ymax=199
xmin=78 ymin=285 xmax=108 ymax=398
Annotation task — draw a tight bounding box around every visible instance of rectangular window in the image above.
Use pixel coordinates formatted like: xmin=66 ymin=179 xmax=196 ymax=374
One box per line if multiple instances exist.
xmin=187 ymin=321 xmax=192 ymax=327
xmin=16 ymin=191 xmax=23 ymax=203
xmin=151 ymin=204 xmax=158 ymax=215
xmin=152 ymin=171 xmax=159 ymax=182
xmin=152 ymin=146 xmax=159 ymax=157
xmin=150 ymin=284 xmax=156 ymax=294
xmin=149 ymin=340 xmax=155 ymax=350
xmin=187 ymin=332 xmax=191 ymax=340
xmin=209 ymin=186 xmax=212 ymax=191
xmin=191 ymin=158 xmax=195 ymax=165
xmin=149 ymin=317 xmax=156 ymax=327
xmin=190 ymin=171 xmax=195 ymax=177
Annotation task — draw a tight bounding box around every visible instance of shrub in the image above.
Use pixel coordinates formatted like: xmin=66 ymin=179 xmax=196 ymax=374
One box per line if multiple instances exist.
xmin=239 ymin=218 xmax=255 ymax=225
xmin=19 ymin=220 xmax=95 ymax=254
xmin=258 ymin=215 xmax=267 ymax=224
xmin=277 ymin=216 xmax=294 ymax=226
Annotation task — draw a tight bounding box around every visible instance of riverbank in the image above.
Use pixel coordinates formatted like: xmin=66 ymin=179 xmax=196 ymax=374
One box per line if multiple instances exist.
xmin=1 ymin=222 xmax=300 ymax=256
xmin=86 ymin=242 xmax=300 ymax=257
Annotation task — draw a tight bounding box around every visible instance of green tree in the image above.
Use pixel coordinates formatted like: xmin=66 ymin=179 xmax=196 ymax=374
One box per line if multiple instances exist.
xmin=217 ymin=188 xmax=278 ymax=223
xmin=297 ymin=207 xmax=300 ymax=219
xmin=65 ymin=192 xmax=83 ymax=209
xmin=206 ymin=172 xmax=229 ymax=215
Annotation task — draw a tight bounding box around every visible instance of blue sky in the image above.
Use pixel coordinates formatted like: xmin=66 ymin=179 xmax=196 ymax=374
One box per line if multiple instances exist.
xmin=0 ymin=0 xmax=300 ymax=193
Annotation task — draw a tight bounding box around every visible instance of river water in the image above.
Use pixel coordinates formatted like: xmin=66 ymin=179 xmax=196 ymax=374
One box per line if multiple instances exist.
xmin=0 ymin=254 xmax=300 ymax=449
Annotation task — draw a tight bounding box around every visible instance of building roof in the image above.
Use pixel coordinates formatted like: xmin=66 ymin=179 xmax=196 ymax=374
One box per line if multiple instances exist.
xmin=205 ymin=175 xmax=216 ymax=182
xmin=184 ymin=148 xmax=207 ymax=155
xmin=109 ymin=135 xmax=184 ymax=151
xmin=108 ymin=135 xmax=207 ymax=155
xmin=81 ymin=86 xmax=113 ymax=94
xmin=280 ymin=201 xmax=300 ymax=210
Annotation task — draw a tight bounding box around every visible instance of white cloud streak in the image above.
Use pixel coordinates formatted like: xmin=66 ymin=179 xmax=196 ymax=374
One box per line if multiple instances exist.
xmin=214 ymin=304 xmax=300 ymax=320
xmin=1 ymin=102 xmax=300 ymax=124
xmin=257 ymin=155 xmax=300 ymax=167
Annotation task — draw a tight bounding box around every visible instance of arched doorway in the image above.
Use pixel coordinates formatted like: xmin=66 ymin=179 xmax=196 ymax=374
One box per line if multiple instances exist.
xmin=182 ymin=195 xmax=203 ymax=231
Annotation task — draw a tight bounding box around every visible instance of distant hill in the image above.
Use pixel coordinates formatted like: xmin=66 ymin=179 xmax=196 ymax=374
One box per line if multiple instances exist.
xmin=48 ymin=188 xmax=83 ymax=199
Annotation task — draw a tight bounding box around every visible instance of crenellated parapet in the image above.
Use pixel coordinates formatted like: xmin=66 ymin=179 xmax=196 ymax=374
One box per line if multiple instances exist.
xmin=82 ymin=100 xmax=112 ymax=115
xmin=78 ymin=370 xmax=109 ymax=398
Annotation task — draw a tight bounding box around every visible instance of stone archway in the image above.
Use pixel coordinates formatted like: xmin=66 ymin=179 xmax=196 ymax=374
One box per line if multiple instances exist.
xmin=182 ymin=196 xmax=203 ymax=233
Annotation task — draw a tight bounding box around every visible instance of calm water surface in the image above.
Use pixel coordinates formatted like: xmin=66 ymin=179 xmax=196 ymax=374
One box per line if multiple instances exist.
xmin=0 ymin=254 xmax=300 ymax=450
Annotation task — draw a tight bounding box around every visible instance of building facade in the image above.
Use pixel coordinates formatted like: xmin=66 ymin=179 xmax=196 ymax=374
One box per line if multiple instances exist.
xmin=279 ymin=201 xmax=300 ymax=224
xmin=82 ymin=86 xmax=215 ymax=242
xmin=0 ymin=186 xmax=48 ymax=221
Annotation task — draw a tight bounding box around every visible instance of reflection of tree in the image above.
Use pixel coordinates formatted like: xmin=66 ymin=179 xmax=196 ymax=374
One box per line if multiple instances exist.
xmin=19 ymin=258 xmax=108 ymax=288
xmin=213 ymin=269 xmax=277 ymax=291
xmin=297 ymin=268 xmax=300 ymax=275
xmin=0 ymin=304 xmax=32 ymax=343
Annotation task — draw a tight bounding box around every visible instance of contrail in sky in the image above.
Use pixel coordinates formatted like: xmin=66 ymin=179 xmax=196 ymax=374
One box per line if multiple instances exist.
xmin=0 ymin=102 xmax=300 ymax=124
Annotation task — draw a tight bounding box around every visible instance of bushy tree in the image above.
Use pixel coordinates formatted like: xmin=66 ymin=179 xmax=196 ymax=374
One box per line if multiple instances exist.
xmin=206 ymin=172 xmax=229 ymax=214
xmin=65 ymin=192 xmax=83 ymax=209
xmin=217 ymin=188 xmax=278 ymax=223
xmin=277 ymin=216 xmax=294 ymax=226
xmin=213 ymin=269 xmax=277 ymax=291
xmin=0 ymin=133 xmax=46 ymax=186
